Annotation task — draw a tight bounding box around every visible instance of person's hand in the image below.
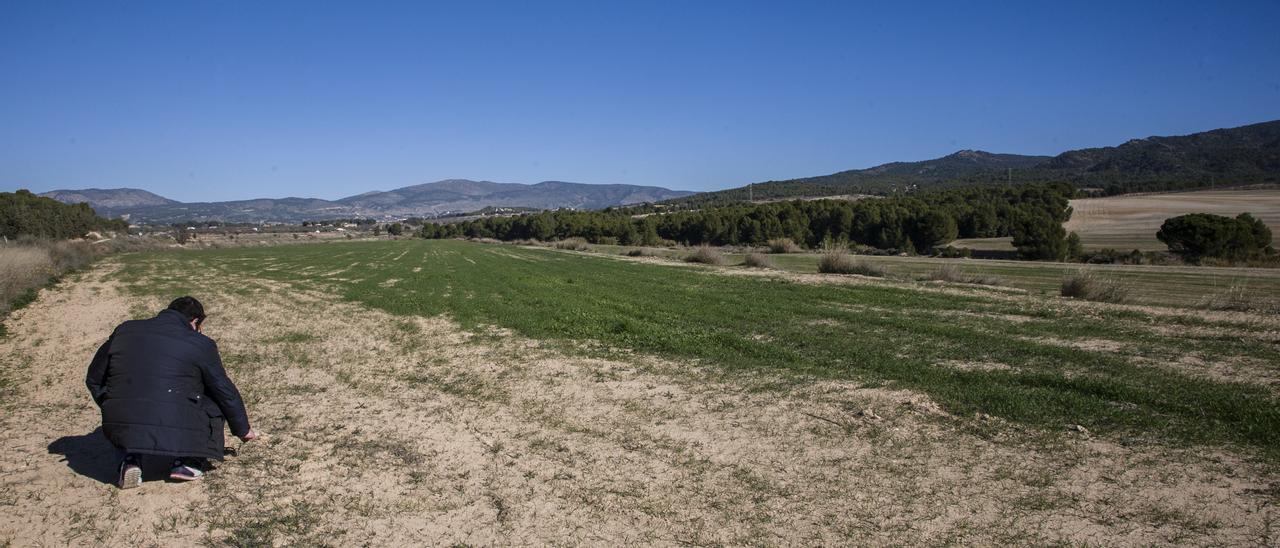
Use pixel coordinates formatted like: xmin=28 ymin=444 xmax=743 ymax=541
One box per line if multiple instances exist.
xmin=239 ymin=428 xmax=259 ymax=442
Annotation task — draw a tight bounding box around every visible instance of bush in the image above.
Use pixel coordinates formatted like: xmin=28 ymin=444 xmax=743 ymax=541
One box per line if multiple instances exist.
xmin=624 ymin=248 xmax=651 ymax=257
xmin=554 ymin=238 xmax=590 ymax=251
xmin=1060 ymin=270 xmax=1130 ymax=303
xmin=849 ymin=244 xmax=906 ymax=256
xmin=596 ymin=236 xmax=619 ymax=246
xmin=818 ymin=249 xmax=886 ymax=277
xmin=767 ymin=238 xmax=802 ymax=254
xmin=743 ymin=252 xmax=774 ymax=268
xmin=685 ymin=246 xmax=726 ymax=265
xmin=922 ymin=264 xmax=1002 ymax=286
xmin=932 ymin=246 xmax=972 ymax=259
xmin=1066 ymin=231 xmax=1084 ymax=260
xmin=1079 ymin=248 xmax=1183 ymax=266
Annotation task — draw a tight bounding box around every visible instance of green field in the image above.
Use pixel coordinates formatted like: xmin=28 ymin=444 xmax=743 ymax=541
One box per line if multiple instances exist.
xmin=590 ymin=243 xmax=1280 ymax=309
xmin=115 ymin=239 xmax=1280 ymax=460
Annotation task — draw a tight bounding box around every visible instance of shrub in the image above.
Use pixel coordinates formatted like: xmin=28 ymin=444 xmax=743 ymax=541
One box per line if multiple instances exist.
xmin=818 ymin=249 xmax=886 ymax=277
xmin=922 ymin=264 xmax=1002 ymax=286
xmin=743 ymin=252 xmax=774 ymax=268
xmin=1066 ymin=231 xmax=1084 ymax=260
xmin=624 ymin=248 xmax=650 ymax=257
xmin=685 ymin=246 xmax=726 ymax=265
xmin=932 ymin=246 xmax=972 ymax=259
xmin=1060 ymin=270 xmax=1129 ymax=303
xmin=767 ymin=238 xmax=802 ymax=254
xmin=596 ymin=236 xmax=619 ymax=246
xmin=554 ymin=238 xmax=590 ymax=251
xmin=46 ymin=240 xmax=95 ymax=272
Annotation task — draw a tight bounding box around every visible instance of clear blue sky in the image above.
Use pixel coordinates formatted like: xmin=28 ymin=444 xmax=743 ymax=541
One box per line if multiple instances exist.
xmin=2 ymin=1 xmax=1278 ymax=202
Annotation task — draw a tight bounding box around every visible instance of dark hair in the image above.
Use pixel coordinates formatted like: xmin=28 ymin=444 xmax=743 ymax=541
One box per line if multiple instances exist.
xmin=167 ymin=296 xmax=206 ymax=325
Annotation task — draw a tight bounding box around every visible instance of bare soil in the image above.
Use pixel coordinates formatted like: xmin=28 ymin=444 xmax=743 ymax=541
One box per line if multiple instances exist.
xmin=1 ymin=262 xmax=1278 ymax=545
xmin=1065 ymin=189 xmax=1280 ymax=251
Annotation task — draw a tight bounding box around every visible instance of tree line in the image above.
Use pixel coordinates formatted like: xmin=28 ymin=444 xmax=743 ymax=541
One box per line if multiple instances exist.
xmin=421 ymin=183 xmax=1080 ymax=260
xmin=1 ymin=190 xmax=128 ymax=239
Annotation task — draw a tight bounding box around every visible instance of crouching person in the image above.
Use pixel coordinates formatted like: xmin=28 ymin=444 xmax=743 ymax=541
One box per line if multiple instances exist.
xmin=85 ymin=296 xmax=257 ymax=489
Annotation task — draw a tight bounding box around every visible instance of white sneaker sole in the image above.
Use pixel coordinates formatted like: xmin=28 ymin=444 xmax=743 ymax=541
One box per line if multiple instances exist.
xmin=119 ymin=466 xmax=142 ymax=490
xmin=168 ymin=470 xmax=203 ymax=481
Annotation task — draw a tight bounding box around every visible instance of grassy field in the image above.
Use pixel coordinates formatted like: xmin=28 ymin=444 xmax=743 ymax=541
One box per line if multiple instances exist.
xmin=113 ymin=240 xmax=1280 ymax=457
xmin=591 ymin=243 xmax=1280 ymax=309
xmin=4 ymin=238 xmax=1279 ymax=544
xmin=955 ymin=187 xmax=1280 ymax=252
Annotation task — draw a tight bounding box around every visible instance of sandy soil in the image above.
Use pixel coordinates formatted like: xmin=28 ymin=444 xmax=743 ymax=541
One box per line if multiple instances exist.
xmin=1 ymin=262 xmax=1278 ymax=545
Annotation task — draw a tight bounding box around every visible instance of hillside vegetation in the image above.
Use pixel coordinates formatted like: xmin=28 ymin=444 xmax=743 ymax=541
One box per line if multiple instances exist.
xmin=1 ymin=190 xmax=127 ymax=239
xmin=663 ymin=120 xmax=1280 ymax=208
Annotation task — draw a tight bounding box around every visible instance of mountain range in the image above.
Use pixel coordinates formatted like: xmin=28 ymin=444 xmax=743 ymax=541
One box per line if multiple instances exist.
xmin=36 ymin=119 xmax=1280 ymax=222
xmin=39 ymin=180 xmax=694 ymax=223
xmin=662 ymin=119 xmax=1280 ymax=208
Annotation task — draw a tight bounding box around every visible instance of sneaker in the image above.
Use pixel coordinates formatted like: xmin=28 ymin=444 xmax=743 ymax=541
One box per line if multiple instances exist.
xmin=118 ymin=455 xmax=142 ymax=490
xmin=168 ymin=458 xmax=206 ymax=482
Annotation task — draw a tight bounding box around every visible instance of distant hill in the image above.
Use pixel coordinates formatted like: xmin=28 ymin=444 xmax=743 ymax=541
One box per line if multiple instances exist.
xmin=337 ymin=180 xmax=691 ymax=215
xmin=664 ymin=150 xmax=1051 ymax=208
xmin=39 ymin=180 xmax=693 ymax=223
xmin=38 ymin=188 xmax=177 ymax=209
xmin=662 ymin=120 xmax=1280 ymax=208
xmin=1037 ymin=120 xmax=1280 ymax=188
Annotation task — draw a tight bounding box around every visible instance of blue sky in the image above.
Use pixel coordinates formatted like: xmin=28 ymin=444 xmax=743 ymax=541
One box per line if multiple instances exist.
xmin=2 ymin=1 xmax=1278 ymax=202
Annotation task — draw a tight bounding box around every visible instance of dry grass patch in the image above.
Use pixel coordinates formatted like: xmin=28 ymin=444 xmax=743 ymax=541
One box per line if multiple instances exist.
xmin=767 ymin=238 xmax=802 ymax=254
xmin=817 ymin=249 xmax=886 ymax=277
xmin=742 ymin=252 xmax=774 ymax=268
xmin=1060 ymin=270 xmax=1130 ymax=303
xmin=0 ymin=246 xmax=54 ymax=317
xmin=923 ymin=264 xmax=1003 ymax=286
xmin=685 ymin=246 xmax=726 ymax=265
xmin=554 ymin=238 xmax=590 ymax=251
xmin=1198 ymin=284 xmax=1280 ymax=314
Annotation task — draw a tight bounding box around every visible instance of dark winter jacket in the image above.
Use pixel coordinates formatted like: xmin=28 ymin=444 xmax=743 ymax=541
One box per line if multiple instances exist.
xmin=85 ymin=309 xmax=250 ymax=460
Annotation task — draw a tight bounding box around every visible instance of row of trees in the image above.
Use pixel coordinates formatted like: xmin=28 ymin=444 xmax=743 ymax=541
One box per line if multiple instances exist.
xmin=421 ymin=183 xmax=1081 ymax=260
xmin=1 ymin=190 xmax=128 ymax=239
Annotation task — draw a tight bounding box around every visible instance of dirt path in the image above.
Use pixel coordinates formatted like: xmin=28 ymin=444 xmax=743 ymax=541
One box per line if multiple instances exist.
xmin=0 ymin=261 xmax=1277 ymax=545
